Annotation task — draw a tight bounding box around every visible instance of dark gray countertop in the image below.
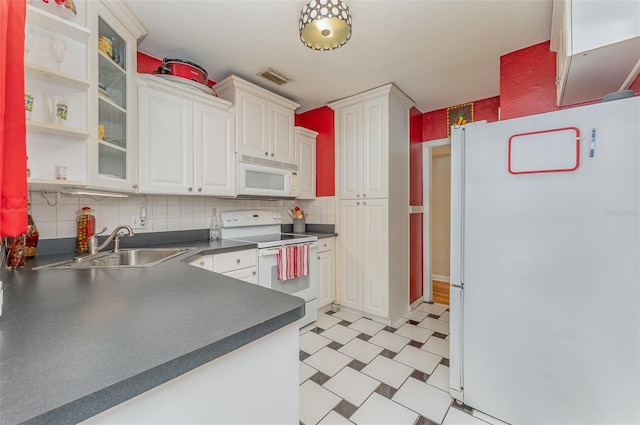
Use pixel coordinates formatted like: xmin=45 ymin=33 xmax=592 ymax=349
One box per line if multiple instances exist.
xmin=0 ymin=239 xmax=305 ymax=425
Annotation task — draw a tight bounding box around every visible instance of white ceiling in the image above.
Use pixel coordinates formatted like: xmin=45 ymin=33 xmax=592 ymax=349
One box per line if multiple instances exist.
xmin=122 ymin=0 xmax=553 ymax=113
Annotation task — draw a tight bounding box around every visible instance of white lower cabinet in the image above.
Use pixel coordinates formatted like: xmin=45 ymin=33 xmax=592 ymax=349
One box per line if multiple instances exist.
xmin=338 ymin=199 xmax=390 ymax=319
xmin=189 ymin=249 xmax=257 ymax=284
xmin=316 ymin=238 xmax=335 ymax=309
xmin=138 ymin=75 xmax=235 ymax=196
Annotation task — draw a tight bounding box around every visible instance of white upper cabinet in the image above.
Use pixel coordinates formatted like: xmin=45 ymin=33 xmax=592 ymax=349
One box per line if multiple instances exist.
xmin=137 ymin=75 xmax=234 ymax=196
xmin=215 ymin=76 xmax=299 ymax=165
xmin=333 ymin=94 xmax=389 ymax=200
xmin=89 ymin=1 xmax=144 ymax=191
xmin=25 ymin=2 xmax=91 ymax=189
xmin=295 ymin=126 xmax=317 ymax=200
xmin=550 ymin=0 xmax=640 ymax=106
xmin=235 ymin=89 xmax=269 ymax=158
xmin=25 ymin=0 xmax=147 ymax=192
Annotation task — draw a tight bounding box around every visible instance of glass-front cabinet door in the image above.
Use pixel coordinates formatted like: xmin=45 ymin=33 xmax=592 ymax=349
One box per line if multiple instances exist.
xmin=89 ymin=2 xmax=138 ymax=191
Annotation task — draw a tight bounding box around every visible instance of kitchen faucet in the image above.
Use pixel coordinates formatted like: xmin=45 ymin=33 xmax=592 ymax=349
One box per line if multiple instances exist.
xmin=88 ymin=225 xmax=134 ymax=255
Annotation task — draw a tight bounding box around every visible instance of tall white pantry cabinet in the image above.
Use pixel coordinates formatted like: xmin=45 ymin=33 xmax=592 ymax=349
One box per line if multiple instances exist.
xmin=329 ymin=84 xmax=414 ymax=326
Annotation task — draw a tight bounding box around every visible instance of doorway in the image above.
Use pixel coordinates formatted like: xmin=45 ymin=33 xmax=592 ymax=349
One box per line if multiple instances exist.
xmin=423 ymin=138 xmax=451 ymax=305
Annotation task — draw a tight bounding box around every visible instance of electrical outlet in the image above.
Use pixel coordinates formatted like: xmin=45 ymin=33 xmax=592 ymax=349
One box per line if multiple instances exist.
xmin=129 ymin=214 xmax=147 ymax=230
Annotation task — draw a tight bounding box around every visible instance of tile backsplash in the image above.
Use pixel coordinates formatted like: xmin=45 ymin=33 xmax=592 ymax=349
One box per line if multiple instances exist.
xmin=30 ymin=191 xmax=335 ymax=240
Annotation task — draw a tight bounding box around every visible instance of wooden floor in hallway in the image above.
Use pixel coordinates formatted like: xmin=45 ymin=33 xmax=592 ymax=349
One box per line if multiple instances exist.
xmin=432 ymin=280 xmax=450 ymax=305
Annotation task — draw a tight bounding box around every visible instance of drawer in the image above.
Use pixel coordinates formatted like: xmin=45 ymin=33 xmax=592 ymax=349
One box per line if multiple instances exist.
xmin=213 ymin=249 xmax=257 ymax=273
xmin=317 ymin=237 xmax=334 ymax=253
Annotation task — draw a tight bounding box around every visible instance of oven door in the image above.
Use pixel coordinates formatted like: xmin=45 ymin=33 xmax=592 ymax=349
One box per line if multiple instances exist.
xmin=257 ymin=243 xmax=317 ymax=302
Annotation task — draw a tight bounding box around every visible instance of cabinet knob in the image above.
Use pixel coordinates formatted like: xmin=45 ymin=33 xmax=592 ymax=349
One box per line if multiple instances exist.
xmin=236 ymin=259 xmax=241 ymax=264
xmin=317 ymin=256 xmax=320 ymax=259
xmin=199 ymin=260 xmax=205 ymax=266
xmin=132 ymin=184 xmax=138 ymax=189
xmin=323 ymin=243 xmax=327 ymax=247
xmin=188 ymin=187 xmax=193 ymax=192
xmin=357 ymin=194 xmax=360 ymax=197
xmin=363 ymin=193 xmax=366 ymax=197
xmin=252 ymin=271 xmax=256 ymax=275
xmin=265 ymin=152 xmax=269 ymax=156
xmin=271 ymin=153 xmax=274 ymax=157
xmin=357 ymin=202 xmax=360 ymax=205
xmin=198 ymin=187 xmax=202 ymax=192
xmin=363 ymin=201 xmax=366 ymax=205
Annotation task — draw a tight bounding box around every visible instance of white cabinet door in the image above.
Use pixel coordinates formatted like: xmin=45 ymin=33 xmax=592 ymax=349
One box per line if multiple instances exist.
xmin=362 ymin=97 xmax=388 ymax=199
xmin=236 ymin=90 xmax=269 ymax=158
xmin=189 ymin=255 xmax=213 ymax=271
xmin=138 ymin=85 xmax=192 ymax=194
xmin=337 ymin=104 xmax=362 ymax=200
xmin=225 ymin=267 xmax=258 ymax=284
xmin=361 ymin=199 xmax=389 ymax=318
xmin=194 ymin=103 xmax=235 ymax=196
xmin=92 ymin=3 xmax=139 ymax=192
xmin=270 ymin=103 xmax=296 ymax=163
xmin=338 ymin=200 xmax=362 ymax=310
xmin=296 ymin=129 xmax=316 ymax=200
xmin=317 ymin=249 xmax=335 ymax=309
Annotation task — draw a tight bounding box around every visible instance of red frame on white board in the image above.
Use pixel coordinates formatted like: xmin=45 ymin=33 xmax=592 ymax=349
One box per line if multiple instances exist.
xmin=508 ymin=127 xmax=581 ymax=175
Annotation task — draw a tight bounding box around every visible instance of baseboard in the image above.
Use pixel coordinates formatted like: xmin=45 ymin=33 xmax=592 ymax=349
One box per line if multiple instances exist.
xmin=410 ymin=297 xmax=424 ymax=311
xmin=317 ymin=303 xmax=333 ymax=315
xmin=432 ymin=274 xmax=450 ymax=283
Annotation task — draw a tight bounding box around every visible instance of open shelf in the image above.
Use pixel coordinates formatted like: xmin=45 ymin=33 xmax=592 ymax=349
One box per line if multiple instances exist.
xmin=27 ymin=121 xmax=90 ymax=139
xmin=26 ymin=4 xmax=90 ymax=43
xmin=25 ymin=63 xmax=89 ymax=91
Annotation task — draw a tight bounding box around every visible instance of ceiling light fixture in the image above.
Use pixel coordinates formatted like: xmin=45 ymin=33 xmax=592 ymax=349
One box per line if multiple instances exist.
xmin=299 ymin=0 xmax=352 ymax=51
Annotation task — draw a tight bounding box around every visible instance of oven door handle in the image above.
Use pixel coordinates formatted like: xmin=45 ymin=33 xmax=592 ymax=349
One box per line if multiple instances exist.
xmin=259 ymin=247 xmax=281 ymax=257
xmin=258 ymin=242 xmax=318 ymax=257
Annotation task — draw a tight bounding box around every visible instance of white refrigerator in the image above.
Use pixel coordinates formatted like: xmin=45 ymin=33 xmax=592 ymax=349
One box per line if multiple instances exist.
xmin=449 ymin=96 xmax=639 ymax=424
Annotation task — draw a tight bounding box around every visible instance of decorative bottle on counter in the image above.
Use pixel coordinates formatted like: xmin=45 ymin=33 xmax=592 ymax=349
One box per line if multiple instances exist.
xmin=76 ymin=207 xmax=96 ymax=253
xmin=210 ymin=208 xmax=221 ymax=241
xmin=25 ymin=202 xmax=39 ymax=258
xmin=4 ymin=203 xmax=39 ymax=267
xmin=4 ymin=234 xmax=26 ymax=269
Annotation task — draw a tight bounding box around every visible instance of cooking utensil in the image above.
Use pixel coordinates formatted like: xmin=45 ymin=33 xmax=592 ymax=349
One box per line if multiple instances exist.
xmin=154 ymin=58 xmax=208 ymax=85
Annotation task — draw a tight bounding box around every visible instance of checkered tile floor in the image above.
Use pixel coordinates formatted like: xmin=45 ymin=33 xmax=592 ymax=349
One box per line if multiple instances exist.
xmin=299 ymin=303 xmax=504 ymax=425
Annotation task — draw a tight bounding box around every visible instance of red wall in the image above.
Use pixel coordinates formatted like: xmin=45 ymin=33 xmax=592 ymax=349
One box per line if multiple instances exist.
xmin=295 ymin=106 xmax=335 ymax=197
xmin=422 ymin=96 xmax=500 ymax=142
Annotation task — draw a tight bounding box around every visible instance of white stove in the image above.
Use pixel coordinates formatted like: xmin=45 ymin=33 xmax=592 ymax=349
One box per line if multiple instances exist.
xmin=221 ymin=210 xmax=318 ymax=327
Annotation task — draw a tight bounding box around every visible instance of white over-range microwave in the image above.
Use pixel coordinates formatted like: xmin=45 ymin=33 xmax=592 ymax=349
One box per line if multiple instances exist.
xmin=236 ymin=155 xmax=300 ymax=199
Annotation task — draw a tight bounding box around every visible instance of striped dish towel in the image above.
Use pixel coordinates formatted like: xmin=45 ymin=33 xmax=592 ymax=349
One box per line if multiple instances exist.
xmin=277 ymin=244 xmax=309 ymax=281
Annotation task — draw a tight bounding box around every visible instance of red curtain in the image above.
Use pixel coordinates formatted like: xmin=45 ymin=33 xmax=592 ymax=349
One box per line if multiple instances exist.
xmin=0 ymin=0 xmax=28 ymax=237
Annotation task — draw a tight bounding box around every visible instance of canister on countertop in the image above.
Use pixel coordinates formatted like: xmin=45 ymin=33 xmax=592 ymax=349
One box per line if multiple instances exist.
xmin=76 ymin=207 xmax=95 ymax=253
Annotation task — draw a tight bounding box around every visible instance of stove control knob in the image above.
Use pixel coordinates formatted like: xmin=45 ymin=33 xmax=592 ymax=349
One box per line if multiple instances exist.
xmin=225 ymin=216 xmax=231 ymax=222
xmin=232 ymin=215 xmax=238 ymax=221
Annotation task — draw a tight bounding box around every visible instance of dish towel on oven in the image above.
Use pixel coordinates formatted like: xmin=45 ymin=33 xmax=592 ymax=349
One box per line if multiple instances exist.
xmin=277 ymin=244 xmax=309 ymax=282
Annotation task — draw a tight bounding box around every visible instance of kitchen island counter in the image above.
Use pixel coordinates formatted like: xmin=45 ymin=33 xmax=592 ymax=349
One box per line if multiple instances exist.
xmin=0 ymin=239 xmax=305 ymax=424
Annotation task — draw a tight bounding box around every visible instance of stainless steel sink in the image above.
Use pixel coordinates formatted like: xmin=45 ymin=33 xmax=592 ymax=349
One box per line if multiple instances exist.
xmin=35 ymin=248 xmax=194 ymax=269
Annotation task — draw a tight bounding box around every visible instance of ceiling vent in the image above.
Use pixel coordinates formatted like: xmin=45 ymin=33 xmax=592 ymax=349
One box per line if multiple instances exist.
xmin=257 ymin=67 xmax=293 ymax=86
